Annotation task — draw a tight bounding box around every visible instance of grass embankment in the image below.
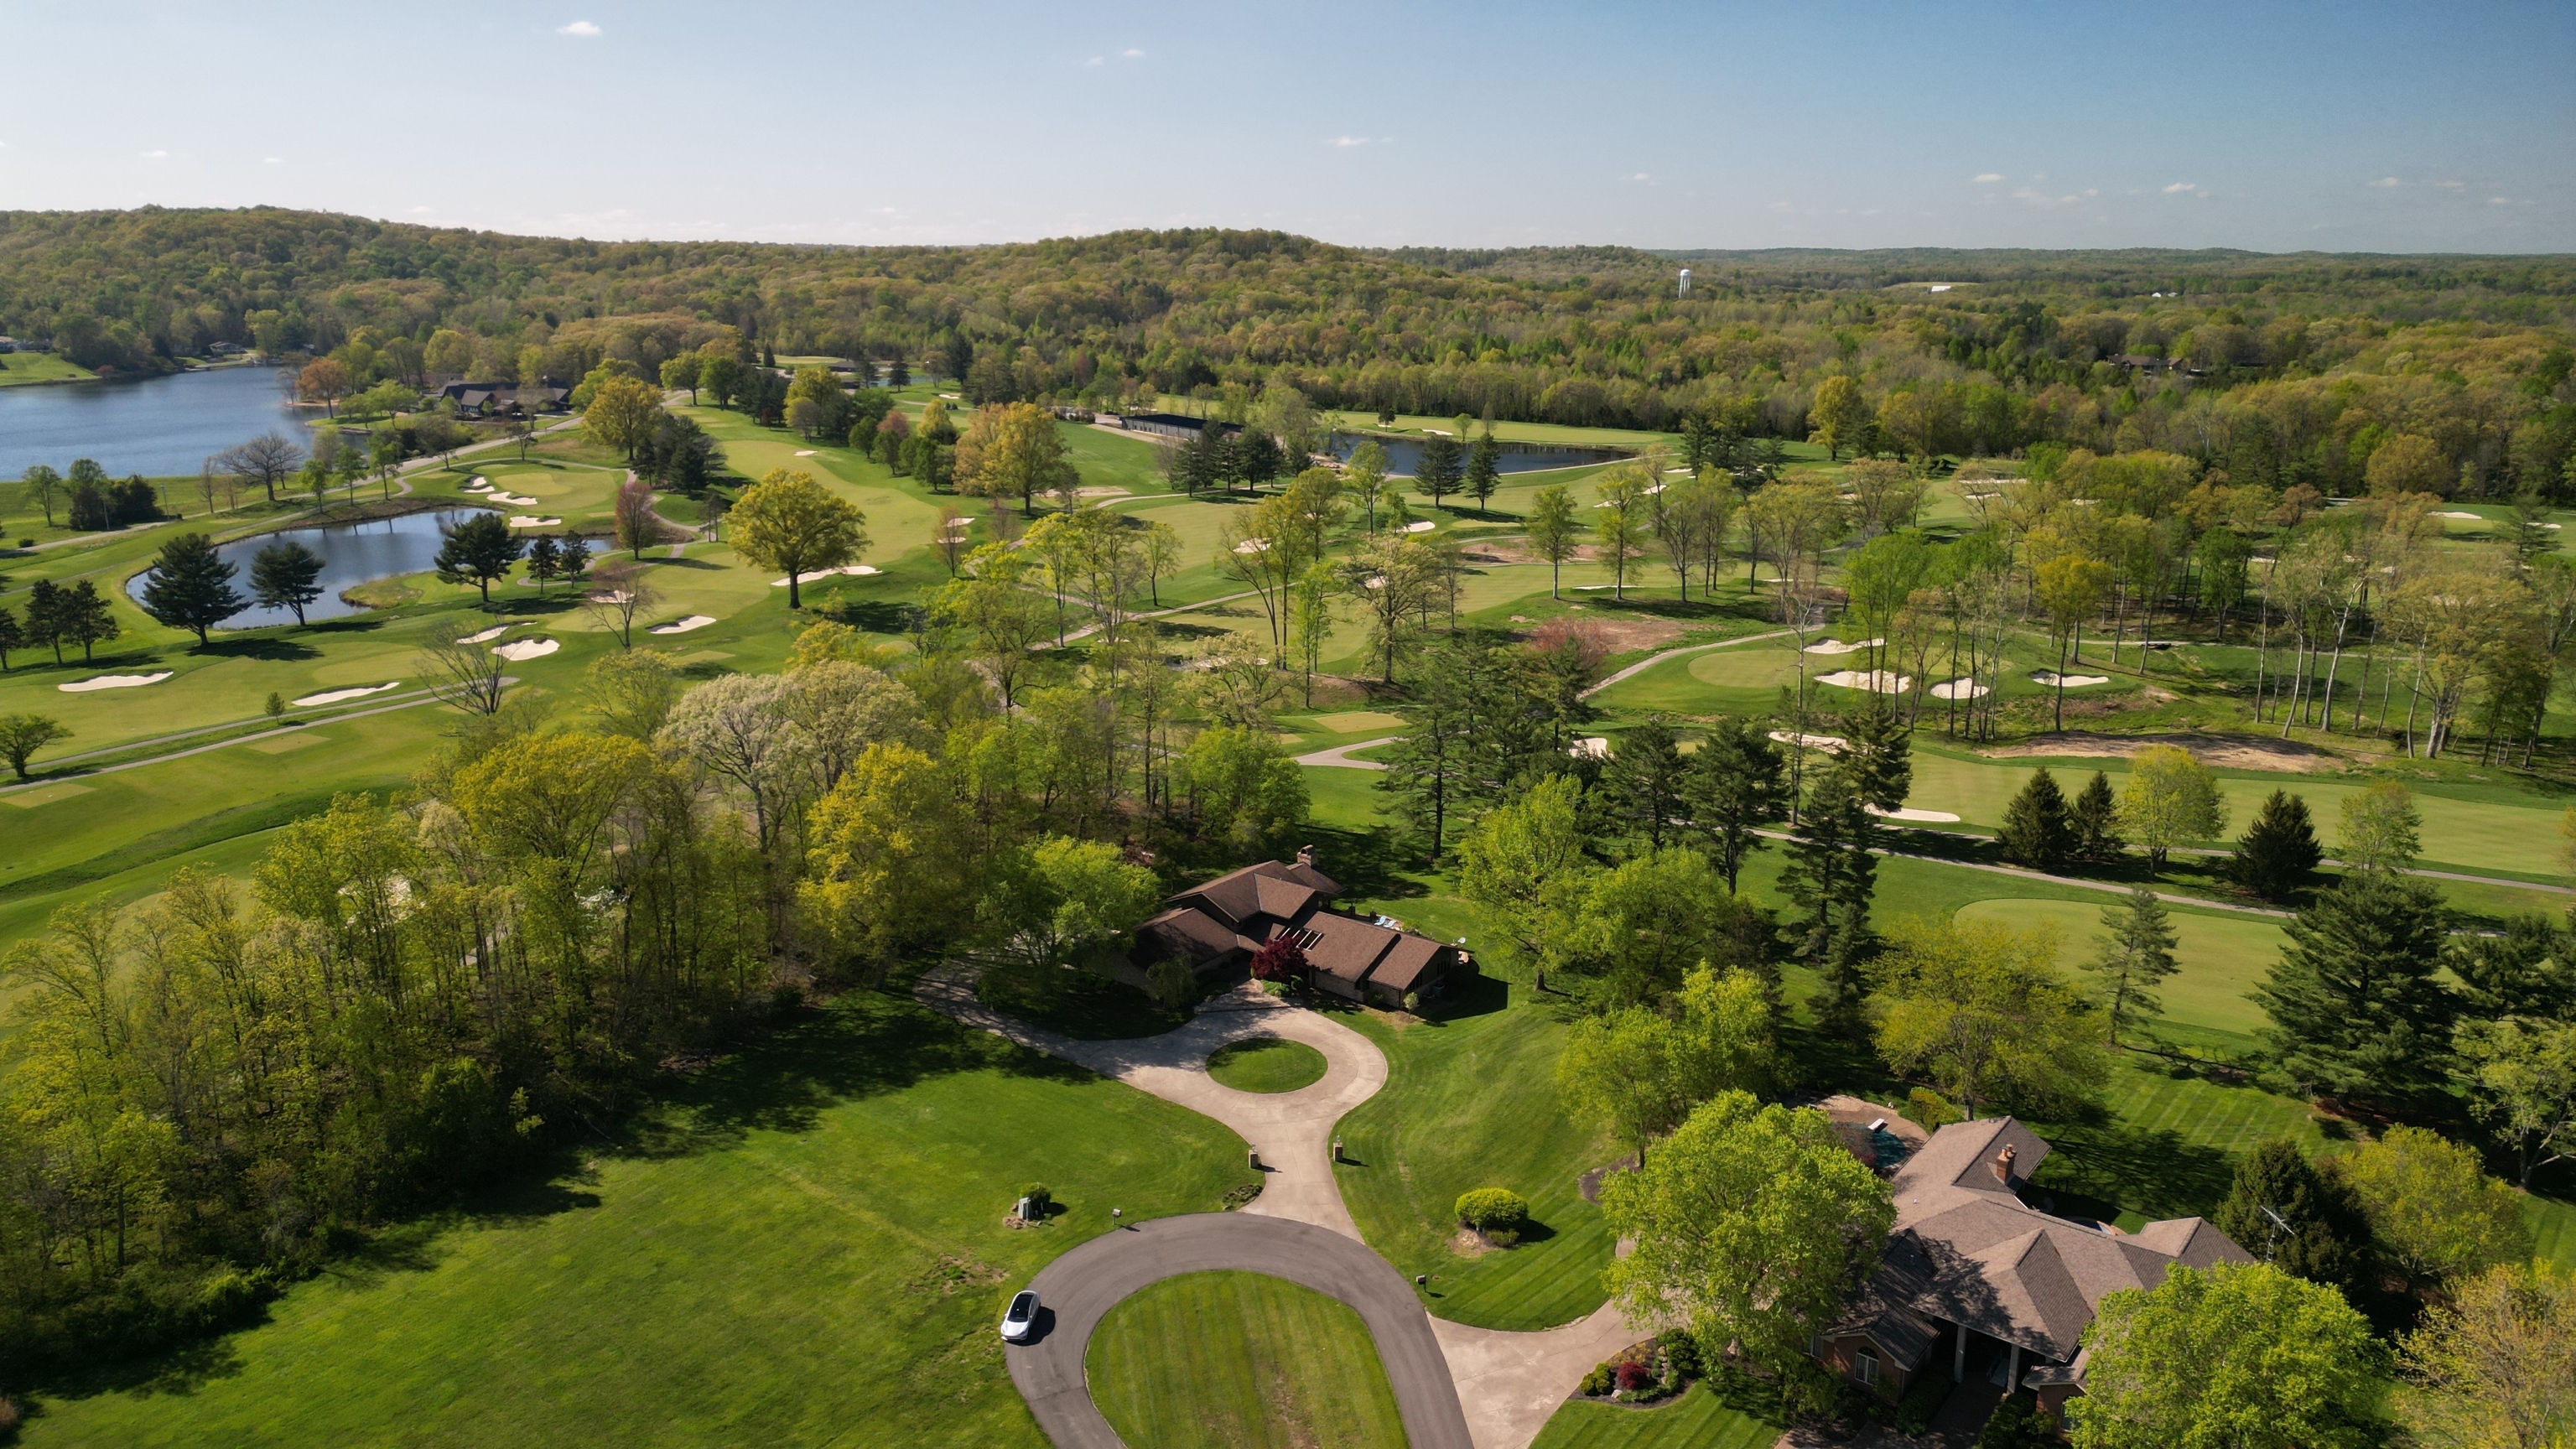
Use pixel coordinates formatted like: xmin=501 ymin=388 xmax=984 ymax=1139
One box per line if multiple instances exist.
xmin=19 ymin=988 xmax=1260 ymax=1448
xmin=0 ymin=351 xmax=96 ymax=387
xmin=1334 ymin=980 xmax=1618 ymax=1331
xmin=1207 ymin=1036 xmax=1329 ymax=1093
xmin=1529 ymin=1380 xmax=1781 ymax=1449
xmin=1087 ymin=1270 xmax=1408 ymax=1449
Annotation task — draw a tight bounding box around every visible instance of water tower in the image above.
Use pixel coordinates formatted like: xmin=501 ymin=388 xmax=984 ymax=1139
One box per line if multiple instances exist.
xmin=1677 ymin=267 xmax=1691 ymax=297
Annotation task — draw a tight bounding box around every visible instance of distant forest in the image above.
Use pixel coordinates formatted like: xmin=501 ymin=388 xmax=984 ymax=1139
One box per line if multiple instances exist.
xmin=3 ymin=207 xmax=2573 ymax=497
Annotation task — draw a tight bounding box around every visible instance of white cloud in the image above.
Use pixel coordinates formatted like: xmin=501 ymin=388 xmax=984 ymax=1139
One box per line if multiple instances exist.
xmin=1085 ymin=55 xmax=1104 ymax=65
xmin=1120 ymin=47 xmax=1145 ymax=58
xmin=1628 ymin=172 xmax=1651 ymax=182
xmin=140 ymin=148 xmax=169 ymax=159
xmin=1327 ymin=136 xmax=1392 ymax=148
xmin=1972 ymin=172 xmax=2003 ymax=184
xmin=2011 ymin=188 xmax=2079 ymax=209
xmin=263 ymin=156 xmax=283 ymax=164
xmin=2490 ymin=195 xmax=2512 ymax=205
xmin=557 ymin=19 xmax=600 ymax=36
xmin=2369 ymin=176 xmax=2400 ymax=187
xmin=2162 ymin=181 xmax=2197 ymax=193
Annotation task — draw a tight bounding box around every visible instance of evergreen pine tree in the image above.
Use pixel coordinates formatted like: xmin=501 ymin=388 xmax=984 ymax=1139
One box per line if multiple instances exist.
xmin=2070 ymin=769 xmax=2123 ymax=861
xmin=1463 ymin=434 xmax=1502 ymax=513
xmin=249 ymin=539 xmax=328 ymax=626
xmin=1680 ymin=717 xmax=1787 ymax=891
xmin=2254 ymin=873 xmax=2458 ymax=1102
xmin=2227 ymin=789 xmax=2324 ymax=901
xmin=1607 ymin=719 xmax=1687 ymax=849
xmin=1783 ymin=766 xmax=1879 ymax=1033
xmin=2086 ymin=887 xmax=2179 ymax=1046
xmin=0 ymin=604 xmax=20 ymax=671
xmin=1998 ymin=765 xmax=2074 ymax=870
xmin=2210 ymin=1138 xmax=2372 ymax=1296
xmin=1415 ymin=434 xmax=1462 ymax=511
xmin=1839 ymin=696 xmax=1913 ymax=813
xmin=24 ymin=579 xmax=67 ymax=662
xmin=433 ymin=512 xmax=526 ymax=606
xmin=60 ymin=581 xmax=120 ymax=660
xmin=138 ymin=532 xmax=247 ymax=644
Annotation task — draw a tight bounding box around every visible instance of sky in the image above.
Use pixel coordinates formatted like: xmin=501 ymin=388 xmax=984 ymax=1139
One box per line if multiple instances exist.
xmin=2 ymin=1 xmax=2569 ymax=254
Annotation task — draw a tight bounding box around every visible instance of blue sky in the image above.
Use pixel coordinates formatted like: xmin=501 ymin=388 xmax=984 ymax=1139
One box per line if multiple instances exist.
xmin=2 ymin=1 xmax=2567 ymax=252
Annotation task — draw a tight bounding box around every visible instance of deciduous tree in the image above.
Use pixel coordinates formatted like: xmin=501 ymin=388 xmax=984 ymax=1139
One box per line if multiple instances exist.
xmin=2398 ymin=1259 xmax=2576 ymax=1449
xmin=1874 ymin=915 xmax=2108 ymax=1118
xmin=2069 ymin=1262 xmax=2386 ymax=1449
xmin=2117 ymin=745 xmax=2225 ymax=875
xmin=0 ymin=713 xmax=70 ymax=780
xmin=2340 ymin=1125 xmax=2532 ymax=1291
xmin=728 ymin=468 xmax=867 ymax=610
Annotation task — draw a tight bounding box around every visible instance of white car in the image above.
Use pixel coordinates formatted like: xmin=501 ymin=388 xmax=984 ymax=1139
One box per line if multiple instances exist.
xmin=1000 ymin=1290 xmax=1039 ymax=1343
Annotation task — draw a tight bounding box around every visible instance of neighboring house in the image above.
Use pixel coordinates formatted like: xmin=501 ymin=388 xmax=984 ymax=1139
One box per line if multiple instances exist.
xmin=438 ymin=379 xmax=572 ymax=416
xmin=1113 ymin=410 xmax=1234 ymax=443
xmin=1132 ymin=850 xmax=1465 ymax=1007
xmin=1812 ymin=1116 xmax=2250 ymax=1420
xmin=0 ymin=337 xmax=17 ymax=353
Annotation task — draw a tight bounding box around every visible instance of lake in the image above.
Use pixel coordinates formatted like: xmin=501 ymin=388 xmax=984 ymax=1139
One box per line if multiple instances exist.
xmin=1 ymin=366 xmax=307 ymax=480
xmin=126 ymin=507 xmax=491 ymax=629
xmin=1326 ymin=432 xmax=1623 ymax=479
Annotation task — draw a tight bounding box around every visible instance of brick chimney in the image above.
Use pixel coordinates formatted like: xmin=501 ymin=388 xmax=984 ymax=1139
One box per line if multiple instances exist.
xmin=1992 ymin=1145 xmax=2017 ymax=1185
xmin=1296 ymin=844 xmax=1317 ymax=868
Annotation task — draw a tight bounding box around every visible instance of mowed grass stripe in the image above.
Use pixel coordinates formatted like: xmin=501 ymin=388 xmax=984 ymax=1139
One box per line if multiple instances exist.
xmin=1530 ymin=1380 xmax=1779 ymax=1449
xmin=1088 ymin=1271 xmax=1407 ymax=1449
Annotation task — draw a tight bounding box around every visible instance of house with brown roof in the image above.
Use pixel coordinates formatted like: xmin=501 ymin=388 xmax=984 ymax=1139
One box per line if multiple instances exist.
xmin=1131 ymin=849 xmax=1466 ymax=1008
xmin=1811 ymin=1116 xmax=2251 ymax=1420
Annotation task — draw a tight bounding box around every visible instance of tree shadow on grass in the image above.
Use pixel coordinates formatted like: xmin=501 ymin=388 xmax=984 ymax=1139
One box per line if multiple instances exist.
xmin=1302 ymin=820 xmax=1428 ymax=906
xmin=194 ymin=636 xmax=321 ymax=662
xmin=2023 ymin=1107 xmax=2238 ymax=1222
xmin=1416 ymin=972 xmax=1509 ymax=1027
xmin=621 ymin=988 xmax=1089 ymax=1161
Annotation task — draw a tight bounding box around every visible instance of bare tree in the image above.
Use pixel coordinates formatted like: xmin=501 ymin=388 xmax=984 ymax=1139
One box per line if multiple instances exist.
xmin=613 ymin=477 xmax=667 ymax=559
xmin=219 ymin=431 xmax=307 ymax=503
xmin=581 ymin=559 xmax=660 ymax=649
xmin=417 ymin=619 xmax=508 ymax=714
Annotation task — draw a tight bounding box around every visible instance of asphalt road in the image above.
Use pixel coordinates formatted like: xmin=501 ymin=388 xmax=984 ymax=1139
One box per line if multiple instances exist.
xmin=1009 ymin=1212 xmax=1474 ymax=1449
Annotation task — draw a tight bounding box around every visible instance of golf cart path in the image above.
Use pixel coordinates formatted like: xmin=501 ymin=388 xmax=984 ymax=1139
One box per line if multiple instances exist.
xmin=913 ymin=966 xmax=1638 ymax=1449
xmin=1581 ymin=627 xmax=1795 ymax=699
xmin=1294 ymin=735 xmax=1400 ymax=770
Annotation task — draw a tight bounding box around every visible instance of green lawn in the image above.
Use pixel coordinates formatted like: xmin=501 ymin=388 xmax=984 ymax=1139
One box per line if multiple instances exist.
xmin=1530 ymin=1380 xmax=1781 ymax=1449
xmin=1208 ymin=1036 xmax=1330 ymax=1093
xmin=1087 ymin=1270 xmax=1408 ymax=1449
xmin=1334 ymin=984 xmax=1618 ymax=1331
xmin=22 ymin=989 xmax=1260 ymax=1448
xmin=0 ymin=351 xmax=96 ymax=387
xmin=1952 ymin=896 xmax=2287 ymax=1039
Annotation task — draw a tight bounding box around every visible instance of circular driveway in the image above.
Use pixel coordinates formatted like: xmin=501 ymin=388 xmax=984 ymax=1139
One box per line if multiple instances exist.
xmin=1010 ymin=1212 xmax=1472 ymax=1449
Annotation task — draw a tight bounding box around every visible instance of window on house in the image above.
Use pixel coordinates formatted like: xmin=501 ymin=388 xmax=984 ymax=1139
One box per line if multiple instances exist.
xmin=1855 ymin=1350 xmax=1880 ymax=1387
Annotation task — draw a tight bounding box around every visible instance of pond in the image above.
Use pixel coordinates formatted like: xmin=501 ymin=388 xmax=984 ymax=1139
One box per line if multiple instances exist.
xmin=126 ymin=508 xmax=492 ymax=629
xmin=0 ymin=366 xmax=307 ymax=480
xmin=1326 ymin=432 xmax=1623 ymax=480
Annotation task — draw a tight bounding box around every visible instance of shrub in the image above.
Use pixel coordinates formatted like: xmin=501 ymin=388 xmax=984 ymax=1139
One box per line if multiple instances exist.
xmin=1581 ymin=1363 xmax=1614 ymax=1397
xmin=1402 ymin=989 xmax=1422 ymax=1014
xmin=1904 ymin=1087 xmax=1961 ymax=1132
xmin=1615 ymin=1359 xmax=1653 ymax=1394
xmin=1019 ymin=1182 xmax=1054 ymax=1216
xmin=1454 ymin=1187 xmax=1530 ymax=1235
xmin=1146 ymin=958 xmax=1201 ymax=1011
xmin=1976 ymin=1392 xmax=2050 ymax=1448
xmin=1657 ymin=1327 xmax=1703 ymax=1381
xmin=1249 ymin=937 xmax=1308 ymax=982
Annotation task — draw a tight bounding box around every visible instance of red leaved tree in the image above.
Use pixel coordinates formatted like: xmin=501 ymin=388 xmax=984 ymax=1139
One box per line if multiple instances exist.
xmin=1249 ymin=939 xmax=1308 ymax=983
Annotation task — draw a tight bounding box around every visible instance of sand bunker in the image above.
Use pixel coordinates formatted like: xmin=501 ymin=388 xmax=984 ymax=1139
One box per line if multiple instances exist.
xmin=648 ymin=615 xmax=717 ymax=636
xmin=59 ymin=671 xmax=173 ymax=693
xmin=464 ymin=480 xmax=492 ymax=492
xmin=1929 ymin=678 xmax=1990 ymax=700
xmin=1769 ymin=730 xmax=1849 ymax=752
xmin=1076 ymin=486 xmax=1130 ymax=498
xmin=2031 ymin=671 xmax=2111 ymax=688
xmin=491 ymin=638 xmax=560 ymax=662
xmin=1867 ymin=805 xmax=1962 ymax=823
xmin=486 ymin=492 xmax=539 ymax=507
xmin=292 ymin=681 xmax=400 ymax=707
xmin=507 ymin=516 xmax=564 ymax=527
xmin=1815 ymin=670 xmax=1909 ymax=693
xmin=459 ymin=623 xmax=519 ymax=645
xmin=1570 ymin=737 xmax=1611 ymax=759
xmin=2433 ymin=511 xmax=2484 ymax=521
xmin=1803 ymin=637 xmax=1883 ymax=656
xmin=1402 ymin=520 xmax=1438 ymax=533
xmin=770 ymin=564 xmax=880 ymax=586
xmin=1987 ymin=730 xmax=2344 ymax=774
xmin=794 ymin=449 xmax=818 ymax=457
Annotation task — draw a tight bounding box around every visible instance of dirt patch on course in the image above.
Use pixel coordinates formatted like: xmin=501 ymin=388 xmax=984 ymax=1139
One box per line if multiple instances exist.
xmin=1984 ymin=730 xmax=2348 ymax=773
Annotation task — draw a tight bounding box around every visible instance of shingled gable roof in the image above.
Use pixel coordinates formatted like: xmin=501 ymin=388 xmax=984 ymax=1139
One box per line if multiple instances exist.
xmin=1133 ymin=858 xmax=1456 ymax=1000
xmin=1168 ymin=859 xmax=1341 ymax=933
xmin=1856 ymin=1116 xmax=2253 ymax=1367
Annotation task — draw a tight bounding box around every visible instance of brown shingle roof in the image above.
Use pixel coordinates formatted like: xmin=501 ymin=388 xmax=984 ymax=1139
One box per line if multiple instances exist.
xmin=1877 ymin=1118 xmax=2253 ymax=1365
xmin=1297 ymin=913 xmax=1399 ymax=984
xmin=1367 ymin=935 xmax=1445 ymax=994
